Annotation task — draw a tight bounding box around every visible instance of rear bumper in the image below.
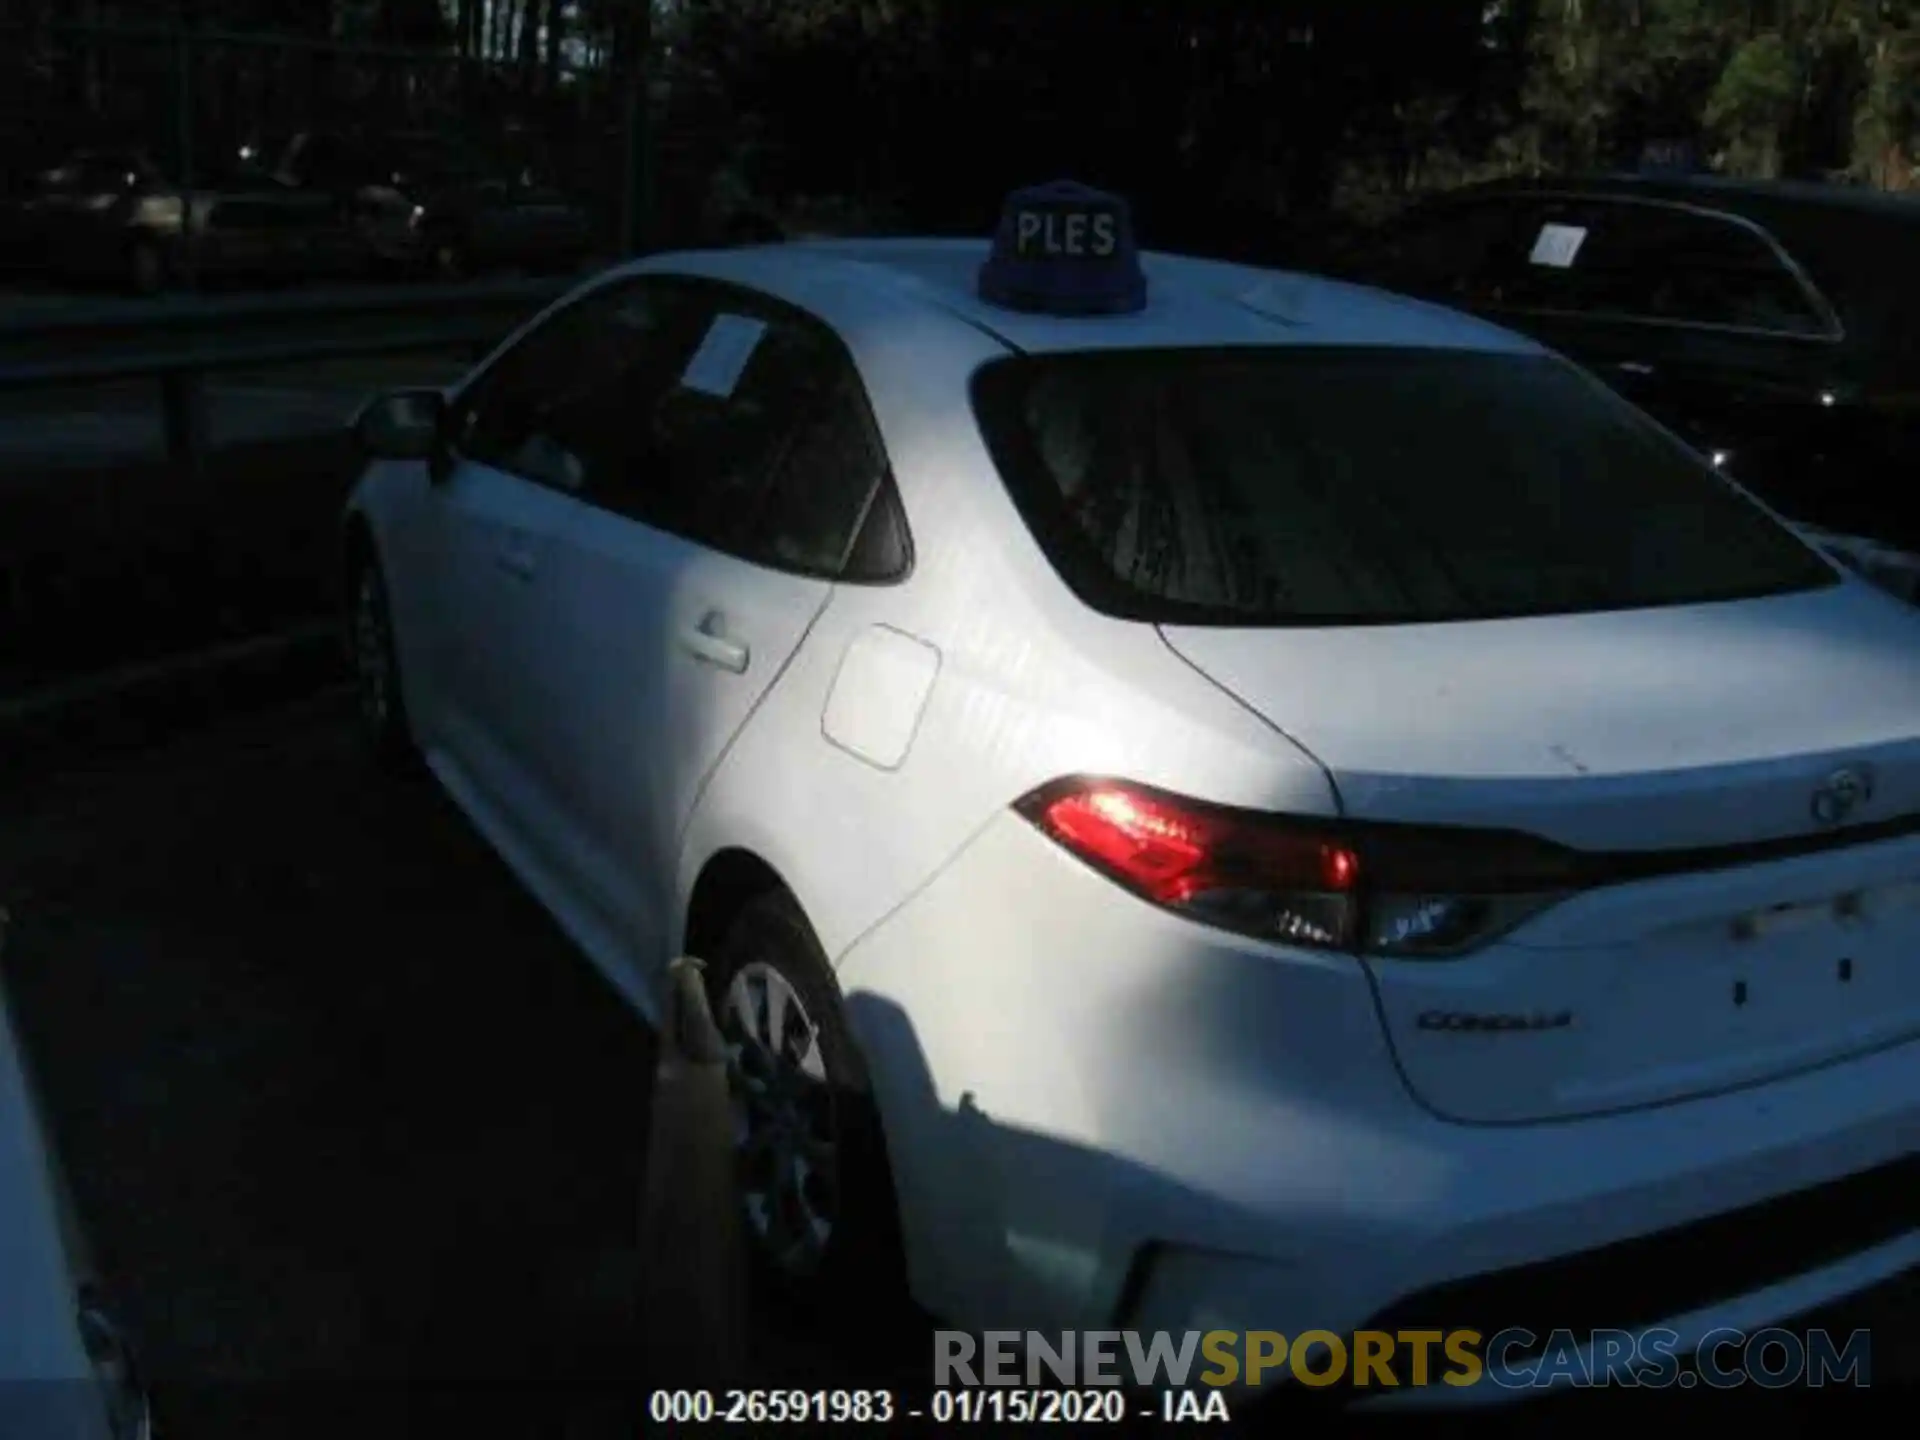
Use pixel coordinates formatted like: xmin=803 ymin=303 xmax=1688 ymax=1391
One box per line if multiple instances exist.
xmin=835 ymin=811 xmax=1920 ymax=1403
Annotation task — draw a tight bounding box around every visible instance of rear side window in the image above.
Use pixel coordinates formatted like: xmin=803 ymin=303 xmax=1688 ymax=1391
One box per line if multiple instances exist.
xmin=972 ymin=347 xmax=1836 ymax=626
xmin=747 ymin=365 xmax=892 ymax=576
xmin=647 ymin=306 xmax=900 ymax=577
xmin=452 ymin=279 xmax=714 ymax=500
xmin=1497 ymin=200 xmax=1830 ymax=335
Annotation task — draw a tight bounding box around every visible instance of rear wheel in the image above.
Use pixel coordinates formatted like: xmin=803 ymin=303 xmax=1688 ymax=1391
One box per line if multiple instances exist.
xmin=706 ymin=892 xmax=908 ymax=1317
xmin=347 ymin=550 xmax=418 ymax=772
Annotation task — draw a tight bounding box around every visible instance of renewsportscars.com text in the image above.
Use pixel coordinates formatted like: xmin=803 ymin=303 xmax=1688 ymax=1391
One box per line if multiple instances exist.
xmin=934 ymin=1326 xmax=1874 ymax=1390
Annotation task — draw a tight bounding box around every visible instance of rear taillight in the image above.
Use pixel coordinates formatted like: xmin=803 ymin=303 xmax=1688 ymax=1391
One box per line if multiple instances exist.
xmin=1016 ymin=777 xmax=1580 ymax=959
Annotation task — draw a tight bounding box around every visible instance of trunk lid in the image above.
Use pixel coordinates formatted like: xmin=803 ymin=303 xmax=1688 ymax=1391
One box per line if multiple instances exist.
xmin=1162 ymin=583 xmax=1920 ymax=1122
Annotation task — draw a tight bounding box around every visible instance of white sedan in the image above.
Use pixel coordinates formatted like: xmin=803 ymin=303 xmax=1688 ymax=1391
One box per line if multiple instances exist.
xmin=342 ymin=182 xmax=1920 ymax=1396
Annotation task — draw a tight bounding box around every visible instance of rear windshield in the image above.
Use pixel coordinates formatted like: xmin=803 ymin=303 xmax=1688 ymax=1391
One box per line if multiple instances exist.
xmin=971 ymin=347 xmax=1837 ymax=626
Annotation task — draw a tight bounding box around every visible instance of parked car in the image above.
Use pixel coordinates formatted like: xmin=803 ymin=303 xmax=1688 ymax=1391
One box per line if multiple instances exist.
xmin=274 ymin=128 xmax=595 ymax=280
xmin=0 ymin=148 xmax=166 ymax=287
xmin=1 ymin=915 xmax=152 ymax=1439
xmin=341 ymin=183 xmax=1920 ymax=1404
xmin=15 ymin=145 xmax=365 ymax=294
xmin=1318 ymin=173 xmax=1920 ymax=550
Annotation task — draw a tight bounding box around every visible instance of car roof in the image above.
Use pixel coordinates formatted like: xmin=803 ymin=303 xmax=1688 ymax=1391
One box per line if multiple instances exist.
xmin=629 ymin=237 xmax=1542 ymax=359
xmin=1442 ymin=171 xmax=1920 ymax=226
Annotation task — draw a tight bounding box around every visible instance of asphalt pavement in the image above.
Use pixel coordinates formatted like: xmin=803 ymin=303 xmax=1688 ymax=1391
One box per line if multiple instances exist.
xmin=0 ymin=689 xmax=660 ymax=1435
xmin=0 ymin=685 xmax=946 ymax=1438
xmin=0 ymin=689 xmax=1904 ymax=1436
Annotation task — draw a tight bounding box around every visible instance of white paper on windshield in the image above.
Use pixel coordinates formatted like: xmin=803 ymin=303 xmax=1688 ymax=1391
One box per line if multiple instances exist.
xmin=1529 ymin=222 xmax=1588 ymax=269
xmin=680 ymin=314 xmax=769 ymax=398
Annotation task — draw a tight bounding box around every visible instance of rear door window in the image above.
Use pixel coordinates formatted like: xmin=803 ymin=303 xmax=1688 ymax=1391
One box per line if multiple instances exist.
xmin=449 ymin=278 xmax=715 ymax=499
xmin=450 ymin=277 xmax=905 ymax=576
xmin=972 ymin=346 xmax=1837 ymax=626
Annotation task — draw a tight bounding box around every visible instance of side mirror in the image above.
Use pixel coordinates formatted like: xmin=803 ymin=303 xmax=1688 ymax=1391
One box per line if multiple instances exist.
xmin=353 ymin=388 xmax=445 ymax=462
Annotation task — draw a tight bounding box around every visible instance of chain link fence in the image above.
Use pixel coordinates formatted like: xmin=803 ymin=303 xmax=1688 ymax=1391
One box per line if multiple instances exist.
xmin=0 ymin=13 xmax=809 ymax=287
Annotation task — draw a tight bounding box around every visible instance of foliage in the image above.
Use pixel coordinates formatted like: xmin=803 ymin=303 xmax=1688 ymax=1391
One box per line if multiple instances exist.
xmin=1514 ymin=0 xmax=1920 ymax=182
xmin=664 ymin=0 xmax=1500 ymax=247
xmin=1706 ymin=30 xmax=1800 ymax=173
xmin=3 ymin=0 xmax=1916 ymax=239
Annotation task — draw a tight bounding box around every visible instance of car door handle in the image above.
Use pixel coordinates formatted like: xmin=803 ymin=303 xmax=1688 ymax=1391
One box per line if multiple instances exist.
xmin=680 ymin=614 xmax=749 ymax=674
xmin=1615 ymin=360 xmax=1656 ymax=377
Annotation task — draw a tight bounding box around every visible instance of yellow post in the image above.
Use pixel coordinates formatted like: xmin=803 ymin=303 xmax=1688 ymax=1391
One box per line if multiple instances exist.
xmin=638 ymin=955 xmax=749 ymax=1387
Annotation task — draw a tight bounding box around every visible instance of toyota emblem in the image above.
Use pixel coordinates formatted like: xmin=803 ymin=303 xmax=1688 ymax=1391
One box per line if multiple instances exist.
xmin=1811 ymin=767 xmax=1873 ymax=827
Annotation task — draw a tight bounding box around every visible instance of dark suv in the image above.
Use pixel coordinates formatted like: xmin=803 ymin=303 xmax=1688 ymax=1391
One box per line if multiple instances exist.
xmin=1324 ymin=174 xmax=1920 ymax=550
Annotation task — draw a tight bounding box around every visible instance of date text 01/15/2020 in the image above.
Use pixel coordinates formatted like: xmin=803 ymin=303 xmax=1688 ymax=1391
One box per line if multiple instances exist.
xmin=644 ymin=1389 xmax=1232 ymax=1426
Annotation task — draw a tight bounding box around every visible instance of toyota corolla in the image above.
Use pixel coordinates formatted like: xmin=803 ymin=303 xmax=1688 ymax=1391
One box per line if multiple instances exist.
xmin=341 ymin=182 xmax=1920 ymax=1400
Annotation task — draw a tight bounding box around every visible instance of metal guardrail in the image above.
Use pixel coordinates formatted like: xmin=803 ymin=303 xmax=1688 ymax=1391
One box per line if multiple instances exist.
xmin=0 ymin=275 xmax=576 ymax=471
xmin=0 ymin=270 xmax=1914 ymax=613
xmin=0 ymin=276 xmax=573 ymax=382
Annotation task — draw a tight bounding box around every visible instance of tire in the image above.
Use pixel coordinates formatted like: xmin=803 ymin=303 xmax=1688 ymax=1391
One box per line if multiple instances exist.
xmin=346 ymin=550 xmax=418 ymax=773
xmin=705 ymin=891 xmax=909 ymax=1318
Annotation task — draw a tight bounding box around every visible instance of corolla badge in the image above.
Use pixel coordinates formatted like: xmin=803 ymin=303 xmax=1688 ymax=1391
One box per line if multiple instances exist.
xmin=1811 ymin=766 xmax=1873 ymax=828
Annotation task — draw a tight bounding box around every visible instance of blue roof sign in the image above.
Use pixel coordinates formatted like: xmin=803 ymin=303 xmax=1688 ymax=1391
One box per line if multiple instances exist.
xmin=978 ymin=180 xmax=1147 ymax=316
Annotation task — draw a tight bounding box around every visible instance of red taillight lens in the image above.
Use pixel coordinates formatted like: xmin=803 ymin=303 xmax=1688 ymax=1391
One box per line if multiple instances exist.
xmin=1018 ymin=779 xmax=1364 ymax=949
xmin=1017 ymin=778 xmax=1578 ymax=958
xmin=1038 ymin=786 xmax=1212 ymax=901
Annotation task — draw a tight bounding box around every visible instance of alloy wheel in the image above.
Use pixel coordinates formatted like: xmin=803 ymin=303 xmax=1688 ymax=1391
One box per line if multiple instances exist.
xmin=719 ymin=960 xmax=841 ymax=1276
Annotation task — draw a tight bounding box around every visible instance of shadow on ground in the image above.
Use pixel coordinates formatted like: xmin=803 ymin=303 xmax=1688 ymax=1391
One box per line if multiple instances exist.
xmin=0 ymin=693 xmax=1908 ymax=1436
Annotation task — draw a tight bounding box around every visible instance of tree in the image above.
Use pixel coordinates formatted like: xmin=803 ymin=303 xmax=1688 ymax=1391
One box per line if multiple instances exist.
xmin=1706 ymin=30 xmax=1800 ymax=172
xmin=455 ymin=0 xmax=481 ymax=57
xmin=1512 ymin=0 xmax=1732 ymax=171
xmin=543 ymin=0 xmax=567 ymax=89
xmin=1503 ymin=0 xmax=1919 ymax=180
xmin=1851 ymin=7 xmax=1920 ymax=184
xmin=668 ymin=0 xmax=1494 ymax=245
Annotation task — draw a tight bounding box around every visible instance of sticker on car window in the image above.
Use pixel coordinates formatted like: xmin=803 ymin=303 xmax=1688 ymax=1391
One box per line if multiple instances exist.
xmin=680 ymin=313 xmax=769 ymax=398
xmin=1529 ymin=222 xmax=1588 ymax=269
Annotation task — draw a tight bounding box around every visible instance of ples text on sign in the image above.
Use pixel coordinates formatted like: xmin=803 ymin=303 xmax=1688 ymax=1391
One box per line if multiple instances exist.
xmin=1016 ymin=210 xmax=1119 ymax=259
